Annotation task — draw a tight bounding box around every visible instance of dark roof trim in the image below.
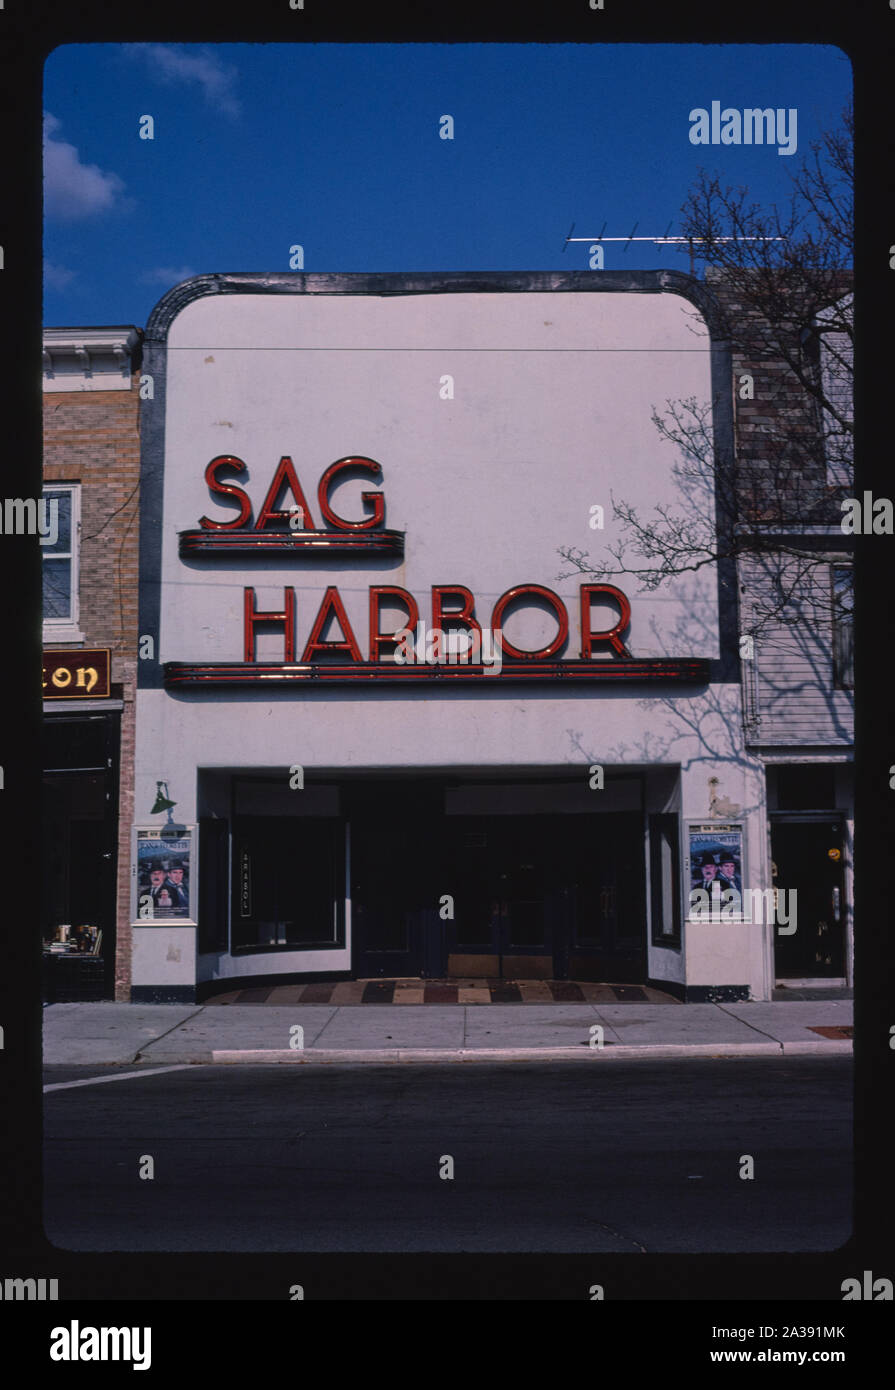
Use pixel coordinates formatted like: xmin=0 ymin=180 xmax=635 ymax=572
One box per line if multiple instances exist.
xmin=145 ymin=269 xmax=725 ymax=343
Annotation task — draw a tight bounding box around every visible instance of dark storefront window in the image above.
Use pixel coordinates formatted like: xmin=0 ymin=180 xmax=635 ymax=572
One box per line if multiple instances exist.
xmin=649 ymin=813 xmax=681 ymax=947
xmin=43 ymin=772 xmax=107 ymax=939
xmin=43 ymin=712 xmax=109 ymax=772
xmin=42 ymin=711 xmax=119 ymax=999
xmin=198 ymin=818 xmax=229 ymax=954
xmin=231 ymin=817 xmax=343 ymax=952
xmin=568 ymin=812 xmax=645 ymax=950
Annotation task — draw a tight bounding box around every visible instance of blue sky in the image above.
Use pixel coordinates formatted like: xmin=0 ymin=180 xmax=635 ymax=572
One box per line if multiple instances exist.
xmin=43 ymin=42 xmax=852 ymax=327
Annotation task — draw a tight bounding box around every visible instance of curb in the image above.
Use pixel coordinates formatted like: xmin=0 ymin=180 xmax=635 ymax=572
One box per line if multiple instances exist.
xmin=201 ymin=1041 xmax=853 ymax=1064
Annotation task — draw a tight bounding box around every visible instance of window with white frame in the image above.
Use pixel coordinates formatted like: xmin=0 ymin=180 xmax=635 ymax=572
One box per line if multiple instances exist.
xmin=42 ymin=483 xmax=81 ymax=636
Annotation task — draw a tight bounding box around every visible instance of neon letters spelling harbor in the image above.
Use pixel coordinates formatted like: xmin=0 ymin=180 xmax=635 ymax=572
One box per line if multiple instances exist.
xmin=688 ymin=103 xmax=798 ymax=156
xmin=164 ymin=455 xmax=711 ymax=689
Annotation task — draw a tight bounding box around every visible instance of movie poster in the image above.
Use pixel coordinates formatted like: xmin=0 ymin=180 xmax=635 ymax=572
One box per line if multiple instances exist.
xmin=686 ymin=823 xmax=745 ymax=920
xmin=135 ymin=828 xmax=194 ymax=922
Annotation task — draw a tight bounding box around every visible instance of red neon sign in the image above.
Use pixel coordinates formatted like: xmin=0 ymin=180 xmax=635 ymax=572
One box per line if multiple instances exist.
xmin=169 ymin=455 xmax=706 ymax=689
xmin=186 ymin=454 xmax=403 ymax=556
xmin=180 ymin=580 xmax=654 ymax=686
xmin=198 ymin=454 xmax=388 ymax=534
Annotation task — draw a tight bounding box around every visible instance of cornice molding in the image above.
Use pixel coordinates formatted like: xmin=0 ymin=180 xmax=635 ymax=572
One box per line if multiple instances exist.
xmin=43 ymin=326 xmax=141 ymax=391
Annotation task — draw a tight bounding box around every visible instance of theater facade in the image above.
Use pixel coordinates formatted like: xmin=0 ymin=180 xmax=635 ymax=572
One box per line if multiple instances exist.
xmin=132 ymin=270 xmax=773 ymax=1002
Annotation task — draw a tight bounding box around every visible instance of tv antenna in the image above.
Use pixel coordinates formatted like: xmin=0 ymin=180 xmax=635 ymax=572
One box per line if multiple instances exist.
xmin=563 ymin=221 xmax=785 ymax=275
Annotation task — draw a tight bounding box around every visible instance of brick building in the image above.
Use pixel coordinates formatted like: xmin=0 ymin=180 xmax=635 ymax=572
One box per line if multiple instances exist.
xmin=42 ymin=326 xmax=142 ymax=1000
xmin=707 ymin=268 xmax=855 ymax=986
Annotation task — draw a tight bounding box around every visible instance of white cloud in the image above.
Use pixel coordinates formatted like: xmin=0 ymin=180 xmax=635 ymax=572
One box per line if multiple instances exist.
xmin=122 ymin=44 xmax=241 ymax=118
xmin=43 ymin=260 xmax=77 ymax=290
xmin=43 ymin=113 xmax=128 ymax=221
xmin=139 ymin=266 xmax=198 ymax=286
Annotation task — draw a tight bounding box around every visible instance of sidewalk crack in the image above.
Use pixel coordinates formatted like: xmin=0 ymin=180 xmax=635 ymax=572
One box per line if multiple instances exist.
xmin=133 ymin=1005 xmax=206 ymax=1062
xmin=714 ymin=1003 xmax=781 ymax=1046
xmin=309 ymin=1007 xmax=340 ymax=1046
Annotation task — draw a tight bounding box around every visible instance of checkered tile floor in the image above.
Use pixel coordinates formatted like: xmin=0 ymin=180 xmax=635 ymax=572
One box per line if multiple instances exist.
xmin=204 ymin=979 xmax=682 ymax=1005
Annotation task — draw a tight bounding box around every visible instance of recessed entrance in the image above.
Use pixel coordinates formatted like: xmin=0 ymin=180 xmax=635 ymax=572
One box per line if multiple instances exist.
xmin=446 ymin=816 xmax=556 ymax=978
xmin=42 ymin=712 xmax=120 ymax=1000
xmin=771 ymin=817 xmax=846 ymax=978
xmin=349 ymin=780 xmax=444 ymax=979
xmin=349 ymin=780 xmax=650 ymax=981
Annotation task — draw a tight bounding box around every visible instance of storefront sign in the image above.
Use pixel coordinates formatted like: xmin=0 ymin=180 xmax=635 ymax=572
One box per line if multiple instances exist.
xmin=167 ymin=456 xmax=710 ymax=685
xmin=163 ymin=580 xmax=709 ymax=686
xmin=178 ymin=455 xmax=404 ymax=555
xmin=239 ymin=846 xmax=252 ymax=917
xmin=43 ymin=648 xmax=110 ymax=698
xmin=154 ymin=281 xmax=720 ymax=692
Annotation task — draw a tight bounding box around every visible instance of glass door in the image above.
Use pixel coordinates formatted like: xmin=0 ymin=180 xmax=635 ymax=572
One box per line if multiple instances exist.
xmin=447 ymin=816 xmax=553 ymax=977
xmin=494 ymin=818 xmax=553 ymax=973
xmin=565 ymin=812 xmax=647 ymax=981
xmin=772 ymin=818 xmax=846 ymax=977
xmin=349 ymin=781 xmax=444 ymax=978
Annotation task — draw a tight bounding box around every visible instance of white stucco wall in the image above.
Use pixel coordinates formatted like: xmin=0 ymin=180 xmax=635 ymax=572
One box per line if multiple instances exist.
xmin=132 ymin=926 xmax=197 ymax=987
xmin=158 ymin=289 xmax=718 ymax=667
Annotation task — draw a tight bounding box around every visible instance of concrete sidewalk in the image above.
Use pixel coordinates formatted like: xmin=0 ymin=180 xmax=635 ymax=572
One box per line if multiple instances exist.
xmin=43 ymin=998 xmax=854 ymax=1065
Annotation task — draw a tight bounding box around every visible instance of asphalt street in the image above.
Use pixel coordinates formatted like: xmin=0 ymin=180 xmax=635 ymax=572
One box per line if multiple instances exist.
xmin=43 ymin=1056 xmax=852 ymax=1253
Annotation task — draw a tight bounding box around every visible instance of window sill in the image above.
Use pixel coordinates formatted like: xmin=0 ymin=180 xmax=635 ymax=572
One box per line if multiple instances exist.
xmin=230 ymin=941 xmax=344 ymax=955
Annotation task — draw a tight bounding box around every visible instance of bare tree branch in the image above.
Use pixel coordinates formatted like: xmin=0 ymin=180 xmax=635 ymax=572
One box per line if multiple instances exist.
xmin=558 ymin=103 xmax=853 ymax=640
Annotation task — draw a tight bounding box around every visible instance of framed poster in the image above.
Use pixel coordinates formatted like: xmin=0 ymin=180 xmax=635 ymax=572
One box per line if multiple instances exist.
xmin=132 ymin=826 xmax=197 ymax=924
xmin=685 ymin=822 xmax=745 ymax=922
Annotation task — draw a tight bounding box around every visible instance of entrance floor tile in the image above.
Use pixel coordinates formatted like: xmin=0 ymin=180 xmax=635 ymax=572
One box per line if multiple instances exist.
xmin=518 ymin=981 xmax=553 ymax=1002
xmin=458 ymin=987 xmax=491 ymax=1004
xmin=265 ymin=986 xmax=308 ymax=1005
xmin=393 ymin=984 xmax=426 ymax=1004
xmin=578 ymin=983 xmax=623 ymax=1004
xmin=547 ymin=982 xmax=585 ymax=1002
xmin=202 ymin=979 xmax=684 ymax=1006
xmin=424 ymin=983 xmax=459 ymax=1004
xmin=488 ymin=983 xmax=523 ymax=1003
xmin=329 ymin=981 xmax=367 ymax=1004
xmin=361 ymin=980 xmax=396 ymax=1004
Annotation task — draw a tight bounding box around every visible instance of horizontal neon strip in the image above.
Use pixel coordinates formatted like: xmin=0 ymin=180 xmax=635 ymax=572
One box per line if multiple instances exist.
xmin=163 ymin=658 xmax=709 ymax=687
xmin=178 ymin=529 xmax=404 ymax=555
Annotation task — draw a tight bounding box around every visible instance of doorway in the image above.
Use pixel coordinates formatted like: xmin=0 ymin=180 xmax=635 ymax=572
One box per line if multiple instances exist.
xmin=348 ymin=782 xmax=650 ymax=981
xmin=445 ymin=811 xmax=647 ymax=981
xmin=42 ymin=711 xmax=120 ymax=999
xmin=349 ymin=781 xmax=444 ymax=978
xmin=446 ymin=816 xmax=557 ymax=977
xmin=771 ymin=817 xmax=846 ymax=978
